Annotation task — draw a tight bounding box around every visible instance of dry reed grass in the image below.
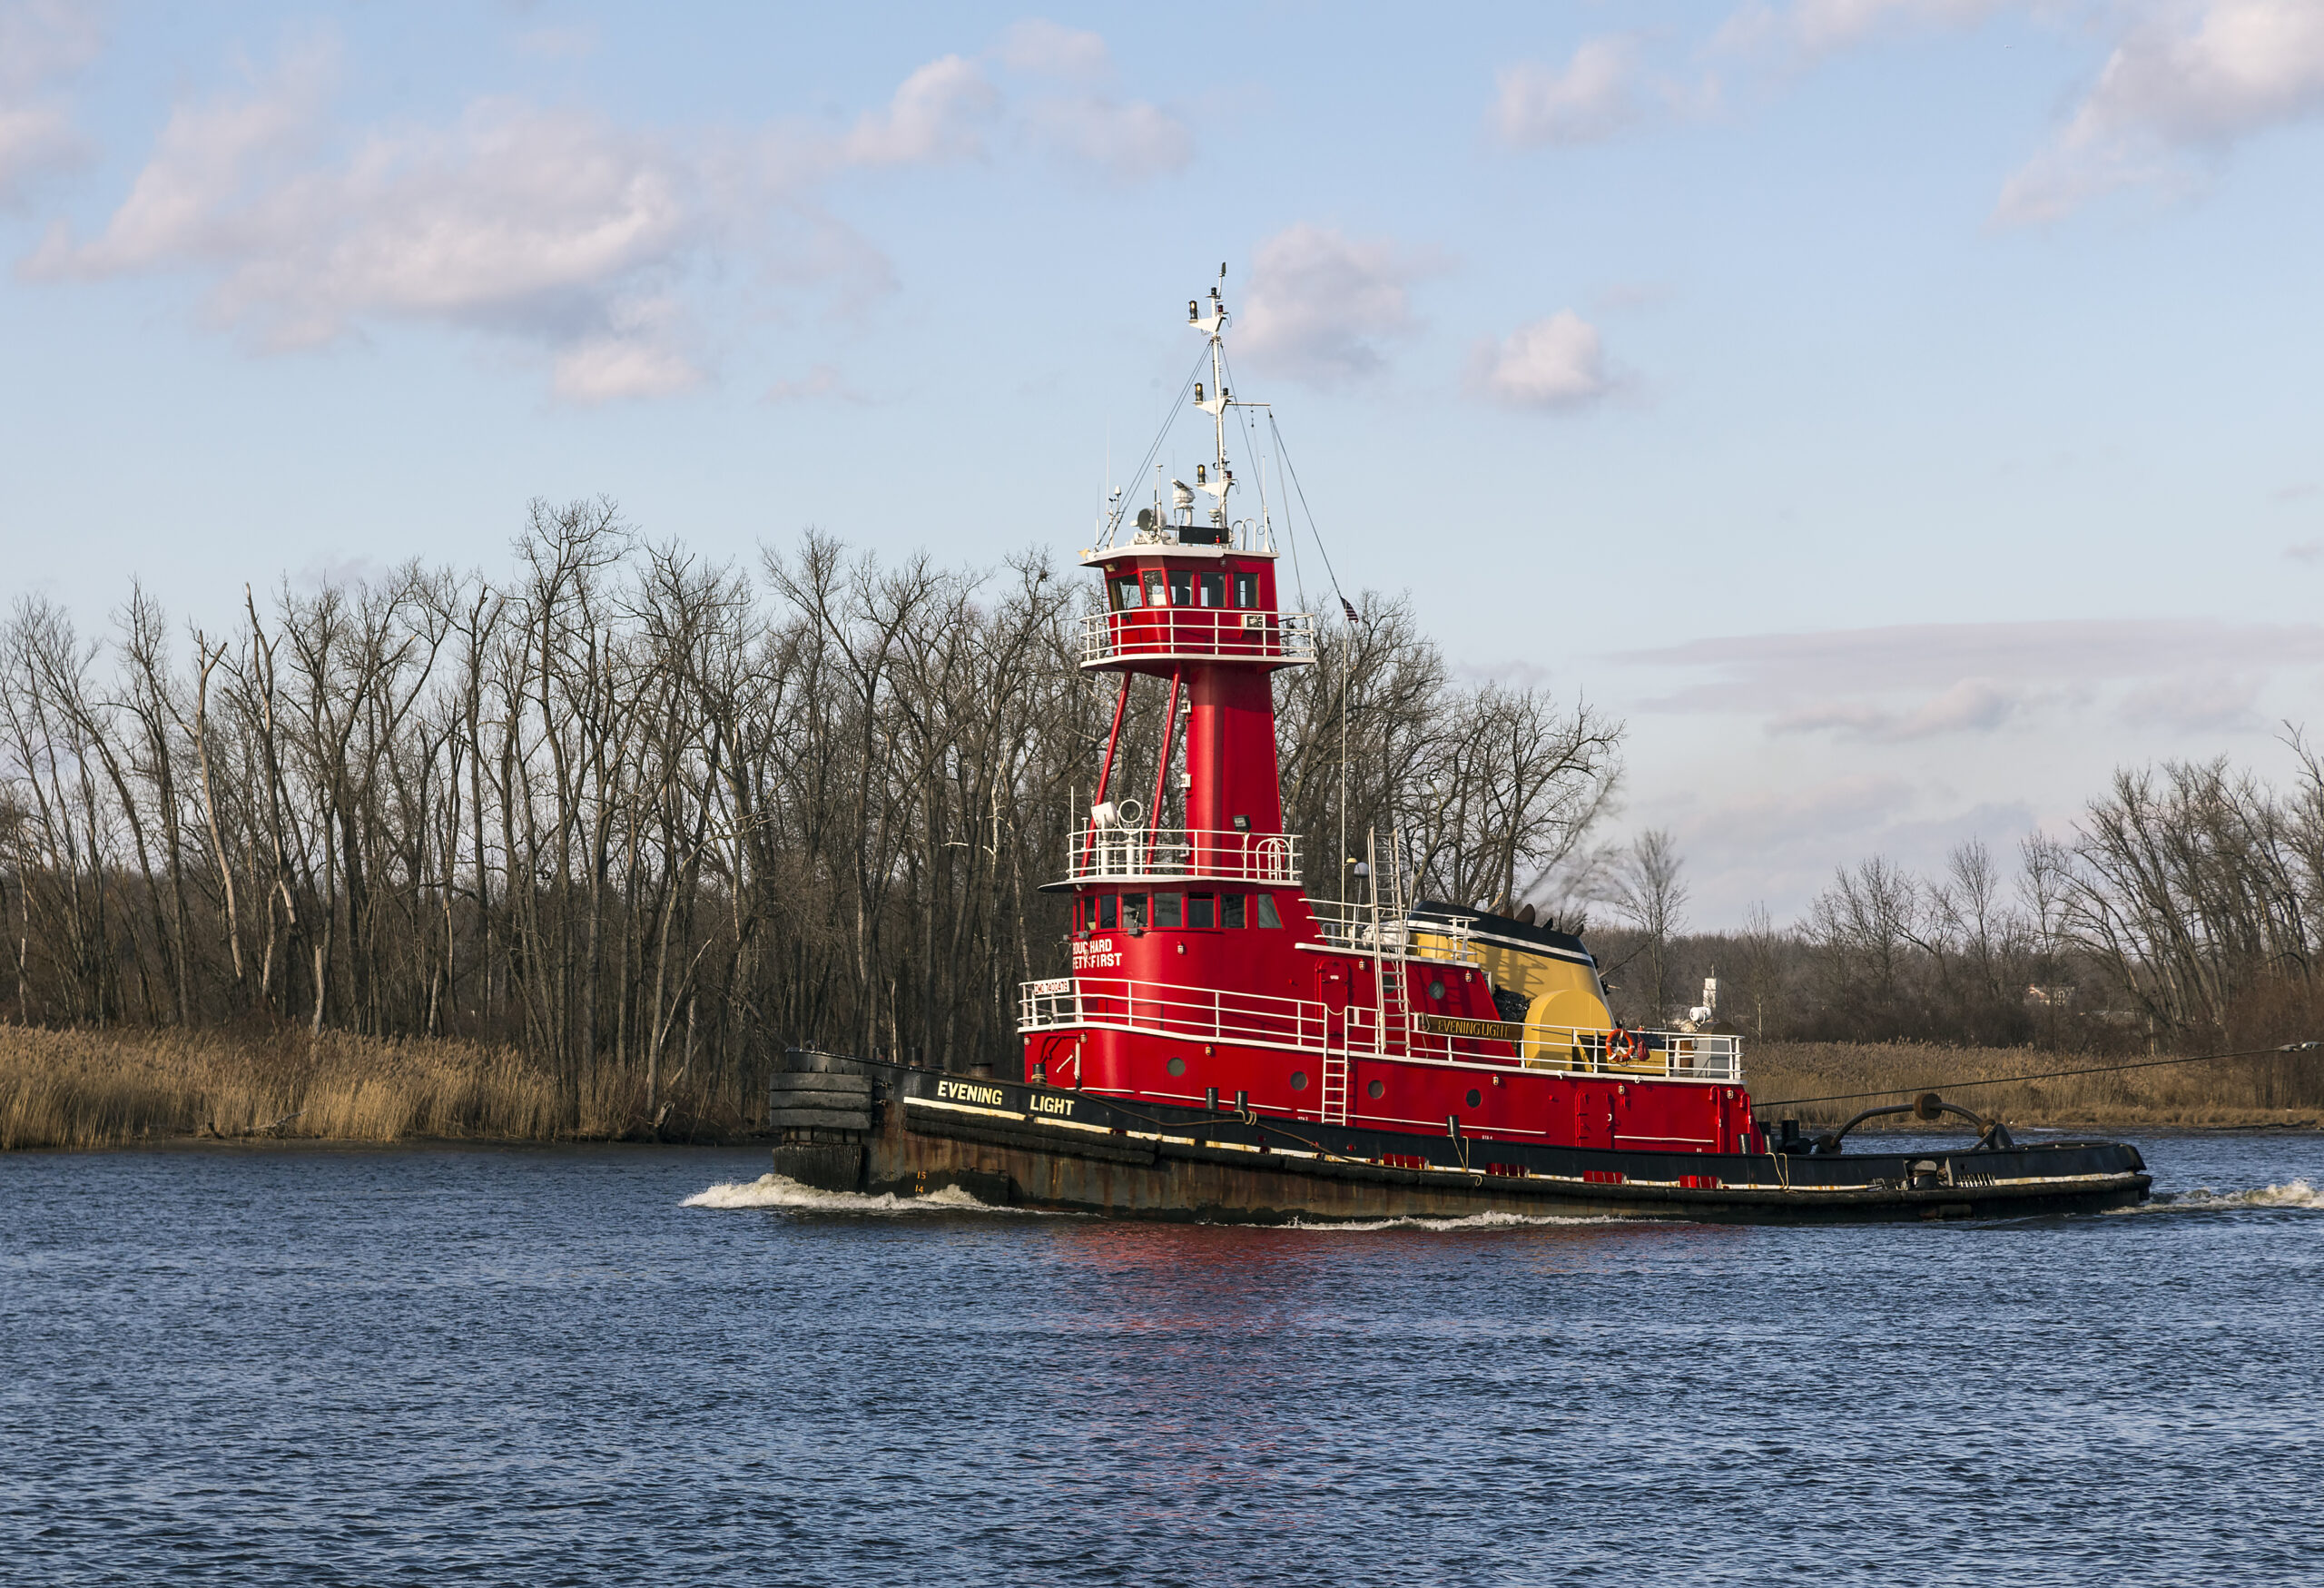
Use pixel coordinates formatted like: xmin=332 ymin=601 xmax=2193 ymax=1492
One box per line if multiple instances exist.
xmin=0 ymin=1023 xmax=769 ymax=1150
xmin=1748 ymin=1040 xmax=2324 ymax=1131
xmin=12 ymin=1026 xmax=2319 ymax=1151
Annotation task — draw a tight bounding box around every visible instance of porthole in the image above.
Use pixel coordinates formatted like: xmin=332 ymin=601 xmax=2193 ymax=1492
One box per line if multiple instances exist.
xmin=1167 ymin=1057 xmax=1187 ymax=1077
xmin=1365 ymin=1080 xmax=1384 ymax=1100
xmin=1427 ymin=979 xmax=1445 ymax=1001
xmin=1466 ymin=1088 xmax=1482 ymax=1109
xmin=1290 ymin=1070 xmax=1309 ymax=1091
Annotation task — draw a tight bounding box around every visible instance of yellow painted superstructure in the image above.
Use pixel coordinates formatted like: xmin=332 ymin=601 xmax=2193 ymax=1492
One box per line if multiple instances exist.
xmin=1483 ymin=942 xmax=1611 ymax=1063
xmin=1410 ymin=918 xmax=1614 ymax=1064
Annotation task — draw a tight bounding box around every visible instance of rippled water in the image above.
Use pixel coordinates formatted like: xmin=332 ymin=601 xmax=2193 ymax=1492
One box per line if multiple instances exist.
xmin=5 ymin=1131 xmax=2321 ymax=1586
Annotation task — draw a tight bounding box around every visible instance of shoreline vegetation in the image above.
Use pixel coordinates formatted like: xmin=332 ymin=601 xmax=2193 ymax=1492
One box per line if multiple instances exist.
xmin=5 ymin=1025 xmax=2316 ymax=1151
xmin=0 ymin=1023 xmax=770 ymax=1151
xmin=1747 ymin=1041 xmax=2323 ymax=1132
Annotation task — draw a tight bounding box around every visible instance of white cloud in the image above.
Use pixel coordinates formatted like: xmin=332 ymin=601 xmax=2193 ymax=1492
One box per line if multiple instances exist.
xmin=20 ymin=25 xmax=1193 ymax=399
xmin=1490 ymin=36 xmax=1649 ymax=147
xmin=551 ymin=297 xmax=702 ymax=402
xmin=0 ymin=103 xmax=75 ymax=195
xmin=27 ymin=41 xmax=340 ymax=294
xmin=1239 ymin=223 xmax=1437 ymax=386
xmin=0 ymin=0 xmax=103 ymax=202
xmin=997 ymin=20 xmax=1193 ymax=182
xmin=1623 ymin=616 xmax=2324 ymax=711
xmin=26 ymin=47 xmax=712 ymax=394
xmin=2290 ymin=539 xmax=2324 ymax=564
xmin=0 ymin=0 xmax=100 ymax=90
xmin=1687 ymin=773 xmax=1920 ymax=851
xmin=552 ymin=340 xmax=697 ymax=403
xmin=292 ymin=551 xmax=390 ymax=592
xmin=19 ymin=23 xmax=1192 ymax=397
xmin=999 ymin=19 xmax=1112 ymax=83
xmin=1771 ymin=676 xmax=2029 ymax=740
xmin=2118 ymin=672 xmax=2263 ymax=733
xmin=1996 ymin=0 xmax=2324 ymax=222
xmin=1023 ymin=94 xmax=1192 ymax=182
xmin=1468 ymin=311 xmax=1613 ymax=409
xmin=1622 ymin=617 xmax=2324 ymax=745
xmin=841 ymin=54 xmax=998 ymax=167
xmin=2071 ymin=0 xmax=2324 ymax=143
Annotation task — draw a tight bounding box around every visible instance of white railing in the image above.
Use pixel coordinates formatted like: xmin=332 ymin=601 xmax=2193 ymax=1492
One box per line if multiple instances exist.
xmin=1069 ymin=826 xmax=1301 ymax=885
xmin=1305 ymin=900 xmax=1480 ymax=965
xmin=1405 ymin=1017 xmax=1743 ymax=1083
xmin=1017 ymin=973 xmax=1743 ymax=1084
xmin=1021 ymin=974 xmax=1337 ymax=1051
xmin=1079 ymin=608 xmax=1317 ymax=668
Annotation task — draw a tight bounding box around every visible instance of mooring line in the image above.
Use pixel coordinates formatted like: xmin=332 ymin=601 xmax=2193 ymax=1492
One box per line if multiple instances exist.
xmin=1754 ymin=1039 xmax=2323 ymax=1110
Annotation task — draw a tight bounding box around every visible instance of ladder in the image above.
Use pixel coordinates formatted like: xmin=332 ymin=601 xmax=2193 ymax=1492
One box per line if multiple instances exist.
xmin=1319 ymin=1024 xmax=1350 ymax=1125
xmin=1377 ymin=825 xmax=1412 ymax=1059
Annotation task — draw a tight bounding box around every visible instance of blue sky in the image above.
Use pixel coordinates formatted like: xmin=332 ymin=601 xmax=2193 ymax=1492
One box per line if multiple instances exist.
xmin=5 ymin=0 xmax=2323 ymax=925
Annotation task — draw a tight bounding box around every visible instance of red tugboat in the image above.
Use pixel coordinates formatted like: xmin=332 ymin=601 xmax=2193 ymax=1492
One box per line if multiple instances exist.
xmin=767 ymin=285 xmax=2150 ymax=1223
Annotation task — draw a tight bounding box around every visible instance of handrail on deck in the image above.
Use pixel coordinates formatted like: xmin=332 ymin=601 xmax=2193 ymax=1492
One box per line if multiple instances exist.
xmin=1079 ymin=608 xmax=1317 ymax=668
xmin=1304 ymin=900 xmax=1480 ymax=965
xmin=1017 ymin=973 xmax=1743 ymax=1084
xmin=1068 ymin=826 xmax=1301 ymax=885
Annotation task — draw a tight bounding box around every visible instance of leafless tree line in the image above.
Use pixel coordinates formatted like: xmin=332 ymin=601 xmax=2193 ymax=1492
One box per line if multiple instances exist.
xmin=1603 ymin=746 xmax=2324 ymax=1050
xmin=1276 ymin=595 xmax=1623 ymax=914
xmin=0 ymin=504 xmax=1622 ymax=1115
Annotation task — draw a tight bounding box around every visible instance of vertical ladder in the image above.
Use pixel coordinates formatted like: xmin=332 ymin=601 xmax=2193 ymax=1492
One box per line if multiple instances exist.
xmin=1319 ymin=1024 xmax=1350 ymax=1125
xmin=1378 ymin=825 xmax=1412 ymax=1057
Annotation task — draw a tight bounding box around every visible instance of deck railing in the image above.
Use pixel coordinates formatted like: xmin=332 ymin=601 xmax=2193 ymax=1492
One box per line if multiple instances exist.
xmin=1068 ymin=826 xmax=1301 ymax=885
xmin=1305 ymin=900 xmax=1480 ymax=965
xmin=1018 ymin=973 xmax=1742 ymax=1084
xmin=1079 ymin=608 xmax=1317 ymax=668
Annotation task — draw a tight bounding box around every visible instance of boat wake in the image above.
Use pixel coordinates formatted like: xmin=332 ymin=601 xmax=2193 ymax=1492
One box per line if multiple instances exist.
xmin=684 ymin=1173 xmax=1038 ymax=1215
xmin=1284 ymin=1208 xmax=1636 ymax=1233
xmin=2110 ymin=1179 xmax=2323 ymax=1214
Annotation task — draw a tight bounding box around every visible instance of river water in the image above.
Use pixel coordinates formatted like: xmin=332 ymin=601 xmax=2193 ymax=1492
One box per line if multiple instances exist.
xmin=4 ymin=1130 xmax=2320 ymax=1586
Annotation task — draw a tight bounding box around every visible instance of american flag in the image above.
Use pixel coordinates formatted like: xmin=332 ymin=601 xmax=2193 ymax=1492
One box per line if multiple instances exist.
xmin=1339 ymin=596 xmax=1360 ymax=626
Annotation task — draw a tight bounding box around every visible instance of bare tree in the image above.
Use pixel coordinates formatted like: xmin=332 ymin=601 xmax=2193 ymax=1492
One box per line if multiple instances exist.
xmin=1603 ymin=829 xmax=1689 ymax=1022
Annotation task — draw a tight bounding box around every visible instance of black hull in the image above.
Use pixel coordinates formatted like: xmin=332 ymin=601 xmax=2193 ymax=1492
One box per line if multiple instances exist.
xmin=768 ymin=1052 xmax=2151 ymax=1225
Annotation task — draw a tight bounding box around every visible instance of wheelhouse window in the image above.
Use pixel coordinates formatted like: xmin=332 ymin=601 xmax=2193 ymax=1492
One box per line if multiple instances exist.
xmin=1168 ymin=570 xmax=1193 ymax=607
xmin=1144 ymin=570 xmax=1167 ymax=607
xmin=1221 ymin=893 xmax=1246 ymax=929
xmin=1109 ymin=578 xmax=1142 ymax=610
xmin=1152 ymin=893 xmax=1183 ymax=929
xmin=1233 ymin=572 xmax=1259 ymax=608
xmin=1098 ymin=894 xmax=1118 ymax=931
xmin=1254 ymin=894 xmax=1283 ymax=929
xmin=1123 ymin=893 xmax=1147 ymax=929
xmin=1199 ymin=571 xmax=1226 ymax=608
xmin=1187 ymin=893 xmax=1216 ymax=929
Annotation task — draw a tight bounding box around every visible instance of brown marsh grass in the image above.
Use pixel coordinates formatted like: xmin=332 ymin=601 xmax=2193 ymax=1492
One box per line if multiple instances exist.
xmin=9 ymin=1027 xmax=2319 ymax=1151
xmin=0 ymin=1024 xmax=770 ymax=1150
xmin=1748 ymin=1041 xmax=2324 ymax=1131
